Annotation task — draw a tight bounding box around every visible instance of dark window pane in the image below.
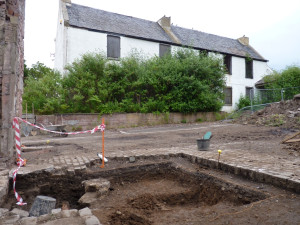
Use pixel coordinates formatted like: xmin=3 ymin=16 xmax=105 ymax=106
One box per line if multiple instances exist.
xmin=224 ymin=55 xmax=232 ymax=75
xmin=159 ymin=44 xmax=171 ymax=57
xmin=224 ymin=87 xmax=232 ymax=105
xmin=107 ymin=35 xmax=120 ymax=59
xmin=246 ymin=87 xmax=253 ymax=98
xmin=246 ymin=60 xmax=253 ymax=78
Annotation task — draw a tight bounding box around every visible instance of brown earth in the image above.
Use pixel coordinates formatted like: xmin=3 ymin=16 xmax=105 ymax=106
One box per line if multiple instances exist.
xmin=5 ymin=158 xmax=300 ymax=225
xmin=235 ymin=98 xmax=300 ymax=151
xmin=5 ymin=99 xmax=300 ymax=225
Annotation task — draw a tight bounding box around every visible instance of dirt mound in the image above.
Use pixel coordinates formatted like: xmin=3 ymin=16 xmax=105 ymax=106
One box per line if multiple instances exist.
xmin=235 ymin=98 xmax=300 ymax=152
xmin=236 ymin=98 xmax=300 ymax=129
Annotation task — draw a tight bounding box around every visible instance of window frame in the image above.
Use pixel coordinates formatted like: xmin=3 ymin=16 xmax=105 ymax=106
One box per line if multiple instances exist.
xmin=223 ymin=55 xmax=232 ymax=75
xmin=107 ymin=35 xmax=120 ymax=59
xmin=159 ymin=44 xmax=171 ymax=57
xmin=224 ymin=87 xmax=232 ymax=105
xmin=245 ymin=59 xmax=253 ymax=79
xmin=246 ymin=87 xmax=253 ymax=98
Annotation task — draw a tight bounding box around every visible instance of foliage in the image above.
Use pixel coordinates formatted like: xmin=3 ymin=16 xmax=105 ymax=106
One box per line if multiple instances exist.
xmin=236 ymin=95 xmax=251 ymax=110
xmin=62 ymin=53 xmax=107 ymax=113
xmin=263 ymin=66 xmax=300 ymax=100
xmin=24 ymin=62 xmax=53 ymax=81
xmin=23 ymin=63 xmax=63 ymax=114
xmin=23 ymin=49 xmax=226 ymax=114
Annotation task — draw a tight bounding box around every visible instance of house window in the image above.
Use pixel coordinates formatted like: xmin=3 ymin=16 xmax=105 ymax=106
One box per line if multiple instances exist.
xmin=224 ymin=87 xmax=232 ymax=105
xmin=223 ymin=55 xmax=232 ymax=75
xmin=246 ymin=87 xmax=253 ymax=98
xmin=107 ymin=35 xmax=120 ymax=59
xmin=159 ymin=44 xmax=171 ymax=57
xmin=245 ymin=59 xmax=253 ymax=78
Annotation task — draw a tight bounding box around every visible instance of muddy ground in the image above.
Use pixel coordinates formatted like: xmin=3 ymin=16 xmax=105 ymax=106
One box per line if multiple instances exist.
xmin=22 ymin=121 xmax=299 ymax=163
xmin=8 ymin=118 xmax=297 ymax=225
xmin=4 ymin=157 xmax=300 ymax=225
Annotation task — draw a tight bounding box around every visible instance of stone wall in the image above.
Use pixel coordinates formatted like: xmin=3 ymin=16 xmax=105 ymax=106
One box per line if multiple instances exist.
xmin=0 ymin=0 xmax=25 ymax=160
xmin=36 ymin=112 xmax=225 ymax=131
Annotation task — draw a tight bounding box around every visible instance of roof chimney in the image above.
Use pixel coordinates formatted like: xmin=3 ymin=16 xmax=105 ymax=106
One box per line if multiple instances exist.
xmin=238 ymin=35 xmax=249 ymax=46
xmin=158 ymin=16 xmax=171 ymax=29
xmin=157 ymin=16 xmax=181 ymax=44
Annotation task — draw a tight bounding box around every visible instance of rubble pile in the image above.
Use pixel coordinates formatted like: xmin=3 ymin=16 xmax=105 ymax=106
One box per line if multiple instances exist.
xmin=238 ymin=95 xmax=300 ymax=129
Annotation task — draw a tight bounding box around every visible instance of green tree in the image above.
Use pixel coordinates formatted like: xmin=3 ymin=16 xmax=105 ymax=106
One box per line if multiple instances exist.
xmin=62 ymin=53 xmax=107 ymax=113
xmin=23 ymin=64 xmax=63 ymax=114
xmin=264 ymin=65 xmax=300 ymax=100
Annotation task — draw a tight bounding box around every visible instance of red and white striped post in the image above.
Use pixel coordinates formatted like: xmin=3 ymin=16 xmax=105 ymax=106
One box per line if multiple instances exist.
xmin=12 ymin=117 xmax=27 ymax=205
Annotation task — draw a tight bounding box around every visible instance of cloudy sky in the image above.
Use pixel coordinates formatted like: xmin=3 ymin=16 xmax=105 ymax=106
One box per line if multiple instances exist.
xmin=24 ymin=0 xmax=300 ymax=71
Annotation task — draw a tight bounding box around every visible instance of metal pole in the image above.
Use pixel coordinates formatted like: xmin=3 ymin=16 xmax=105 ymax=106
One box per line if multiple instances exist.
xmin=281 ymin=89 xmax=284 ymax=101
xmin=250 ymin=88 xmax=254 ymax=113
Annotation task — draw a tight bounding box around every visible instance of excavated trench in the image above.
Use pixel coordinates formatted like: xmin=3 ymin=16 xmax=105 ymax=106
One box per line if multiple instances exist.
xmin=3 ymin=158 xmax=271 ymax=224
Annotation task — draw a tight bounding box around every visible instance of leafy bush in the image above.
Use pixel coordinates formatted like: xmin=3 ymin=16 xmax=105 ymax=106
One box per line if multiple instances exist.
xmin=23 ymin=63 xmax=63 ymax=114
xmin=236 ymin=95 xmax=251 ymax=110
xmin=263 ymin=66 xmax=300 ymax=99
xmin=24 ymin=49 xmax=226 ymax=114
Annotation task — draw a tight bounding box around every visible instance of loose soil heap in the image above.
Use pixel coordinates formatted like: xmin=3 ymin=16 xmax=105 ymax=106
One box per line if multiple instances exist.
xmin=235 ymin=96 xmax=300 ymax=152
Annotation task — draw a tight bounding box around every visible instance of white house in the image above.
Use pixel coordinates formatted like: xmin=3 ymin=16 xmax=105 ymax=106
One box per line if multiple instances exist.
xmin=55 ymin=0 xmax=271 ymax=112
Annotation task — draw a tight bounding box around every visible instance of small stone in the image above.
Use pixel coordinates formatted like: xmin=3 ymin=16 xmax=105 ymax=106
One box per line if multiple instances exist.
xmin=79 ymin=207 xmax=92 ymax=218
xmin=0 ymin=208 xmax=9 ymax=216
xmin=78 ymin=192 xmax=98 ymax=205
xmin=85 ymin=215 xmax=101 ymax=225
xmin=19 ymin=216 xmax=37 ymax=225
xmin=29 ymin=195 xmax=56 ymax=217
xmin=11 ymin=208 xmax=29 ymax=218
xmin=61 ymin=201 xmax=70 ymax=210
xmin=1 ymin=214 xmax=20 ymax=224
xmin=116 ymin=210 xmax=122 ymax=215
xmin=51 ymin=208 xmax=61 ymax=214
xmin=69 ymin=209 xmax=79 ymax=217
xmin=129 ymin=156 xmax=135 ymax=163
xmin=0 ymin=170 xmax=9 ymax=176
xmin=82 ymin=178 xmax=110 ymax=193
xmin=37 ymin=214 xmax=52 ymax=223
xmin=61 ymin=210 xmax=71 ymax=218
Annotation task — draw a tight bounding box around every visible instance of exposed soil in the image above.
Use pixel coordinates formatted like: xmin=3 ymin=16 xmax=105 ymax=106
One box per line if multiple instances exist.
xmin=4 ymin=158 xmax=299 ymax=225
xmin=234 ymin=98 xmax=300 ymax=151
xmin=5 ymin=98 xmax=299 ymax=224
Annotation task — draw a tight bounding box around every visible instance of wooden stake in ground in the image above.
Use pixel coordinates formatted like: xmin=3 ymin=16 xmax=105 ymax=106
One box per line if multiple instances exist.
xmin=282 ymin=131 xmax=300 ymax=144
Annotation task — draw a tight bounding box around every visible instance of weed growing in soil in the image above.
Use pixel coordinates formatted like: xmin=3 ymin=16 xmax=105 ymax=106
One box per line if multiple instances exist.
xmin=266 ymin=114 xmax=286 ymax=126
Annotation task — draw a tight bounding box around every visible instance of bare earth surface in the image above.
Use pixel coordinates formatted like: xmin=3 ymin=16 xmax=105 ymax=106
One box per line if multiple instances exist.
xmin=12 ymin=118 xmax=299 ymax=225
xmin=22 ymin=121 xmax=299 ymax=164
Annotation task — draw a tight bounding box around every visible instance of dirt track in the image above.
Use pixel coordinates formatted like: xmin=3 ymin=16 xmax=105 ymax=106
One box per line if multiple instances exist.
xmin=2 ymin=121 xmax=297 ymax=224
xmin=22 ymin=121 xmax=299 ymax=164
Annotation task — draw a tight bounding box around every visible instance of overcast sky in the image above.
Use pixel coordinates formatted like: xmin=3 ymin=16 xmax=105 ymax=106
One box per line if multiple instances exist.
xmin=24 ymin=0 xmax=300 ymax=71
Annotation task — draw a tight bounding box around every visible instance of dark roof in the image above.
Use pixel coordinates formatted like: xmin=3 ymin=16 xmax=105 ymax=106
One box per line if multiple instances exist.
xmin=66 ymin=3 xmax=267 ymax=61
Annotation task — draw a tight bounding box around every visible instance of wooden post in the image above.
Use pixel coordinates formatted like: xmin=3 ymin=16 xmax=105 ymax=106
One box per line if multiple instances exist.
xmin=100 ymin=118 xmax=105 ymax=168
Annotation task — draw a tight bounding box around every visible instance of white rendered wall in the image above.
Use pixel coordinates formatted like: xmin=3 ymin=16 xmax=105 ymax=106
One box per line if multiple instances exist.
xmin=222 ymin=56 xmax=270 ymax=112
xmin=66 ymin=27 xmax=107 ymax=67
xmin=54 ymin=1 xmax=65 ymax=73
xmin=121 ymin=37 xmax=159 ymax=59
xmin=55 ymin=25 xmax=271 ymax=113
